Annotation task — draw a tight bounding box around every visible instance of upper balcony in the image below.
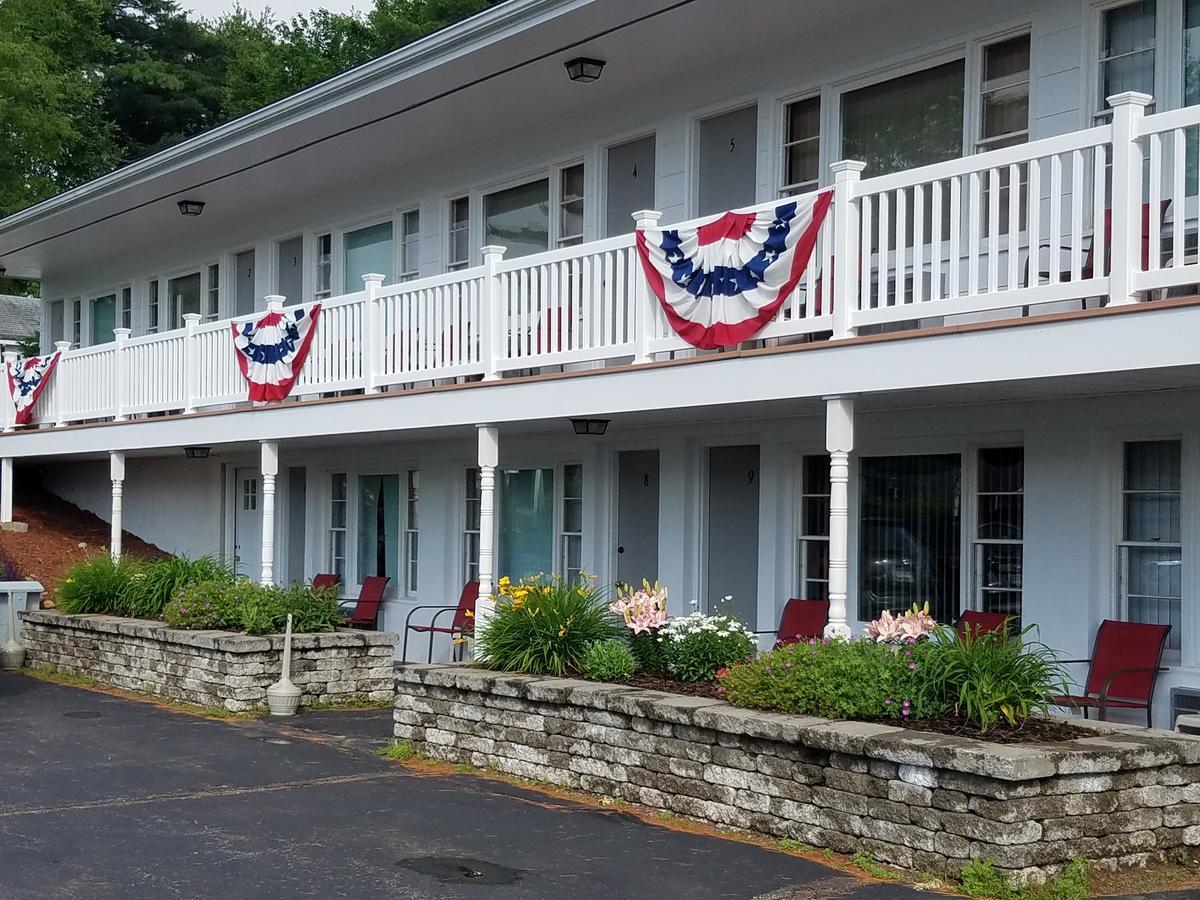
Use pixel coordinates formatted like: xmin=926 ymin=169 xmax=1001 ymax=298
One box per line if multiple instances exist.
xmin=7 ymin=93 xmax=1200 ymax=433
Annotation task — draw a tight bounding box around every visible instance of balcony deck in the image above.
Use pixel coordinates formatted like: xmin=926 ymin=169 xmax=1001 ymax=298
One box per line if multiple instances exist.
xmin=8 ymin=94 xmax=1200 ymax=433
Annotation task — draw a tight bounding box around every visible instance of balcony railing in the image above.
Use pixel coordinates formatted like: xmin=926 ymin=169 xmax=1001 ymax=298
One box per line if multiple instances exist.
xmin=6 ymin=92 xmax=1198 ymax=431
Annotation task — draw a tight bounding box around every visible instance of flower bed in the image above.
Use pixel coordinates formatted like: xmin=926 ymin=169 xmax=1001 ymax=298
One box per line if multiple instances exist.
xmin=395 ymin=663 xmax=1200 ymax=884
xmin=21 ymin=609 xmax=395 ymax=711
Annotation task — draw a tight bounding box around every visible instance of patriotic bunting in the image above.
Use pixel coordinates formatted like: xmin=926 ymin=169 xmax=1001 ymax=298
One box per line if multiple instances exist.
xmin=231 ymin=303 xmax=322 ymax=402
xmin=5 ymin=352 xmax=61 ymax=426
xmin=635 ymin=190 xmax=833 ymax=350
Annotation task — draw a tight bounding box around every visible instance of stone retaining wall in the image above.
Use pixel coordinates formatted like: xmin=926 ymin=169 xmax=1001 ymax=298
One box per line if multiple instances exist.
xmin=22 ymin=610 xmax=395 ymax=711
xmin=395 ymin=664 xmax=1200 ymax=883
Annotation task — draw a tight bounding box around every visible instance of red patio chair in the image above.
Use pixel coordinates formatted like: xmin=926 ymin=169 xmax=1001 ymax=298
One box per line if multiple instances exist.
xmin=753 ymin=598 xmax=830 ymax=646
xmin=402 ymin=580 xmax=479 ymax=663
xmin=956 ymin=610 xmax=1009 ymax=640
xmin=1053 ymin=619 xmax=1171 ymax=728
xmin=343 ymin=575 xmax=389 ymax=629
xmin=311 ymin=573 xmax=339 ymax=593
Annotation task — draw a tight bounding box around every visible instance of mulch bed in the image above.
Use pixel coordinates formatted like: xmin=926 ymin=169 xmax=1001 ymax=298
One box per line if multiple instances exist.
xmin=610 ymin=674 xmax=1099 ymax=744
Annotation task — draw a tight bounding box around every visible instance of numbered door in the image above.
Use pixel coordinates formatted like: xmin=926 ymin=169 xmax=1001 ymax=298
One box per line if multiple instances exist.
xmin=233 ymin=467 xmax=262 ymax=580
xmin=235 ymin=249 xmax=256 ymax=316
xmin=616 ymin=450 xmax=660 ymax=587
xmin=697 ymin=105 xmax=758 ymax=216
xmin=706 ymin=445 xmax=760 ymax=623
xmin=277 ymin=236 xmax=304 ymax=304
xmin=606 ymin=135 xmax=657 ymax=237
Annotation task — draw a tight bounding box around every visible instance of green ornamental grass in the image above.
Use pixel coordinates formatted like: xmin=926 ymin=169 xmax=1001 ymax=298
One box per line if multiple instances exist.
xmin=57 ymin=555 xmax=144 ymax=615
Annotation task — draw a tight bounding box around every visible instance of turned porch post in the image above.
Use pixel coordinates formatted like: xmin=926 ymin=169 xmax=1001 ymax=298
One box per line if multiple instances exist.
xmin=824 ymin=396 xmax=855 ymax=639
xmin=474 ymin=424 xmax=499 ymax=654
xmin=260 ymin=440 xmax=279 ymax=586
xmin=109 ymin=451 xmax=125 ymax=561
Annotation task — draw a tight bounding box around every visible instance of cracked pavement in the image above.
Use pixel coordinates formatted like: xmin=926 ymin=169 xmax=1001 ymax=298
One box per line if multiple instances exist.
xmin=0 ymin=673 xmax=1191 ymax=899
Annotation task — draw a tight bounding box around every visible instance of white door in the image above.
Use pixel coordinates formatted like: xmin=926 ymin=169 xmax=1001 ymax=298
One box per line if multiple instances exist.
xmin=234 ymin=467 xmax=262 ymax=580
xmin=706 ymin=445 xmax=760 ymax=623
xmin=616 ymin=450 xmax=660 ymax=587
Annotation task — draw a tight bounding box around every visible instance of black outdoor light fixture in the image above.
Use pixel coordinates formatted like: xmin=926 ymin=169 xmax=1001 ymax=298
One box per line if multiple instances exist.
xmin=570 ymin=418 xmax=610 ymax=436
xmin=564 ymin=57 xmax=605 ymax=83
xmin=177 ymin=199 xmax=206 ymax=217
xmin=182 ymin=446 xmax=211 ymax=459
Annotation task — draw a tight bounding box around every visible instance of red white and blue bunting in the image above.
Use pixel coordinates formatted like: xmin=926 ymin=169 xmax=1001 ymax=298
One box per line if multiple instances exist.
xmin=231 ymin=303 xmax=322 ymax=402
xmin=5 ymin=352 xmax=61 ymax=426
xmin=635 ymin=191 xmax=833 ymax=350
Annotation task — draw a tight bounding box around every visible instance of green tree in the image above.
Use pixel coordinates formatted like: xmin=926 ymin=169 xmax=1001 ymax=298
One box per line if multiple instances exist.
xmin=368 ymin=0 xmax=504 ymax=54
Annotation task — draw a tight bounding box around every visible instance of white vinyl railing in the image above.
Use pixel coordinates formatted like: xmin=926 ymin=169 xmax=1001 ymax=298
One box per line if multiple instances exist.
xmin=5 ymin=92 xmax=1197 ymax=431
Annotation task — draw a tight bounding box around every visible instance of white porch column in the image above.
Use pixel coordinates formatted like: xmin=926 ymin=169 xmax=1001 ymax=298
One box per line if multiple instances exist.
xmin=474 ymin=424 xmax=499 ymax=653
xmin=362 ymin=273 xmax=384 ymax=394
xmin=1107 ymin=91 xmax=1152 ymax=306
xmin=824 ymin=396 xmax=855 ymax=639
xmin=109 ymin=451 xmax=125 ymax=561
xmin=260 ymin=441 xmax=279 ymax=586
xmin=0 ymin=458 xmax=12 ymax=524
xmin=631 ymin=209 xmax=662 ymax=364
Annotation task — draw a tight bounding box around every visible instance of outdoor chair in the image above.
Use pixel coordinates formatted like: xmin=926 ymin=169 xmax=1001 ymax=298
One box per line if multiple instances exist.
xmin=753 ymin=598 xmax=830 ymax=646
xmin=342 ymin=576 xmax=390 ymax=629
xmin=402 ymin=580 xmax=479 ymax=663
xmin=956 ymin=610 xmax=1009 ymax=640
xmin=311 ymin=573 xmax=339 ymax=593
xmin=1053 ymin=619 xmax=1171 ymax=728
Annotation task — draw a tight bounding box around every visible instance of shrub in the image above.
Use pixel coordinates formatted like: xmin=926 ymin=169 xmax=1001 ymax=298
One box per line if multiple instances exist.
xmin=629 ymin=630 xmax=670 ymax=675
xmin=163 ymin=578 xmax=251 ymax=630
xmin=657 ymin=612 xmax=757 ymax=682
xmin=476 ymin=574 xmax=621 ymax=676
xmin=253 ymin=582 xmax=342 ymax=635
xmin=163 ymin=579 xmax=343 ymax=635
xmin=57 ymin=555 xmax=144 ymax=615
xmin=915 ymin=624 xmax=1069 ymax=731
xmin=125 ymin=556 xmax=232 ymax=619
xmin=583 ymin=639 xmax=636 ymax=681
xmin=719 ymin=638 xmax=942 ymax=720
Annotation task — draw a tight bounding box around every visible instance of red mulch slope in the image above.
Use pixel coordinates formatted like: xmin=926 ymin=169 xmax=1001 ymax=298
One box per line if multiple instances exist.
xmin=0 ymin=485 xmax=167 ymax=602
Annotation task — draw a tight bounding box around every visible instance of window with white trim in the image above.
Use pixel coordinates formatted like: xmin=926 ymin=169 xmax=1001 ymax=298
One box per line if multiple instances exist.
xmin=205 ymin=263 xmax=220 ymax=322
xmin=797 ymin=454 xmax=831 ymax=601
xmin=400 ymin=209 xmax=421 ymax=281
xmin=242 ymin=477 xmax=258 ymax=511
xmin=448 ymin=197 xmax=471 ymax=271
xmin=1096 ymin=1 xmax=1157 ymax=123
xmin=463 ymin=467 xmax=481 ymax=583
xmin=405 ymin=469 xmax=419 ymax=595
xmin=315 ymin=233 xmax=333 ymax=300
xmin=329 ymin=472 xmax=348 ymax=584
xmin=558 ymin=165 xmax=585 ymax=247
xmin=780 ymin=96 xmax=821 ymax=197
xmin=357 ymin=474 xmax=399 ymax=585
xmin=167 ymin=272 xmax=201 ymax=327
xmin=978 ymin=34 xmax=1031 ymax=152
xmin=147 ymin=281 xmax=160 ymax=333
xmin=90 ymin=294 xmax=116 ymax=345
xmin=120 ymin=287 xmax=132 ymax=331
xmin=973 ymin=447 xmax=1024 ymax=620
xmin=1119 ymin=439 xmax=1182 ymax=654
xmin=70 ymin=299 xmax=81 ymax=346
xmin=560 ymin=464 xmax=583 ymax=580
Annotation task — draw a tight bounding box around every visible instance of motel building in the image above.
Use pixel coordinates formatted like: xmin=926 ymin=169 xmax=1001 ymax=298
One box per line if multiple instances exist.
xmin=7 ymin=0 xmax=1200 ymax=726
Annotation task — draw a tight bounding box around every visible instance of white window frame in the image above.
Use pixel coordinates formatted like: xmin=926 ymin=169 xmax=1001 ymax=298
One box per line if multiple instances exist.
xmin=86 ymin=290 xmax=118 ymax=346
xmin=796 ymin=452 xmax=832 ymax=601
xmin=970 ymin=445 xmax=1025 ymax=618
xmin=329 ymin=471 xmax=348 ymax=584
xmin=120 ymin=286 xmax=133 ymax=331
xmin=447 ymin=196 xmax=472 ymax=272
xmin=973 ymin=30 xmax=1033 ymax=153
xmin=463 ymin=466 xmax=481 ymax=584
xmin=400 ymin=208 xmax=421 ymax=282
xmin=314 ymin=232 xmax=333 ymax=300
xmin=146 ymin=279 xmax=161 ymax=334
xmin=556 ymin=162 xmax=586 ymax=248
xmin=1088 ymin=0 xmax=1173 ymax=123
xmin=70 ymin=298 xmax=82 ymax=347
xmin=559 ymin=462 xmax=584 ymax=580
xmin=340 ymin=217 xmax=394 ymax=296
xmin=778 ymin=92 xmax=823 ymax=198
xmin=205 ymin=263 xmax=220 ymax=322
xmin=404 ymin=468 xmax=419 ymax=596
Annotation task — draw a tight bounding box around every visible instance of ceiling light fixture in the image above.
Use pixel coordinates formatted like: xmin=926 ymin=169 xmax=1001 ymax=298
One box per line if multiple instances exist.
xmin=570 ymin=418 xmax=610 ymax=436
xmin=182 ymin=446 xmax=211 ymax=459
xmin=564 ymin=57 xmax=605 ymax=83
xmin=176 ymin=199 xmax=206 ymax=217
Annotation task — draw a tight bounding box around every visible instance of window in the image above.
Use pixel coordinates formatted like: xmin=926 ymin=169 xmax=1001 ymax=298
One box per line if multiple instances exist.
xmin=357 ymin=474 xmax=399 ymax=585
xmin=859 ymin=454 xmax=962 ymax=623
xmin=1187 ymin=0 xmax=1200 ymax=105
xmin=242 ymin=477 xmax=258 ymax=511
xmin=448 ymin=197 xmax=471 ymax=271
xmin=71 ymin=299 xmax=81 ymax=346
xmin=463 ymin=467 xmax=481 ymax=583
xmin=315 ymin=233 xmax=333 ymax=300
xmin=167 ymin=272 xmax=201 ymax=327
xmin=1119 ymin=440 xmax=1182 ymax=653
xmin=329 ymin=473 xmax=348 ymax=583
xmin=781 ymin=96 xmax=821 ymax=196
xmin=797 ymin=455 xmax=831 ymax=601
xmin=498 ymin=468 xmax=555 ymax=579
xmin=400 ymin=209 xmax=420 ymax=281
xmin=405 ymin=470 xmax=419 ymax=594
xmin=147 ymin=281 xmax=160 ymax=333
xmin=90 ymin=294 xmax=116 ymax=345
xmin=973 ymin=447 xmax=1024 ymax=619
xmin=978 ymin=35 xmax=1031 ymax=152
xmin=120 ymin=287 xmax=132 ymax=331
xmin=205 ymin=264 xmax=220 ymax=322
xmin=1096 ymin=1 xmax=1156 ymax=122
xmin=842 ymin=61 xmax=966 ymax=177
xmin=560 ymin=464 xmax=583 ymax=580
xmin=344 ymin=222 xmax=393 ymax=294
xmin=558 ymin=165 xmax=585 ymax=247
xmin=485 ymin=180 xmax=550 ymax=260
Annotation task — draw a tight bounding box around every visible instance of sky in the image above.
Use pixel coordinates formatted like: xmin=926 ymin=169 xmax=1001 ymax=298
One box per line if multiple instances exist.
xmin=181 ymin=0 xmax=362 ymax=20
